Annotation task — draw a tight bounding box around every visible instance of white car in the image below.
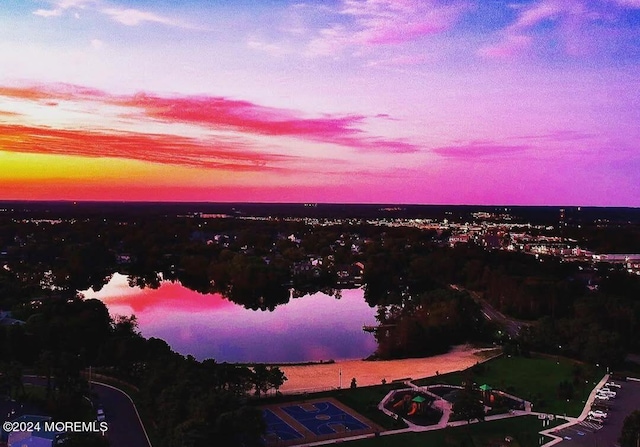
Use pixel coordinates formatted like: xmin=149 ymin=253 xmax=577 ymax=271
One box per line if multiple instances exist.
xmin=605 ymin=382 xmax=621 ymax=389
xmin=588 ymin=410 xmax=608 ymax=419
xmin=586 ymin=415 xmax=604 ymax=425
xmin=598 ymin=389 xmax=616 ymax=398
xmin=96 ymin=408 xmax=106 ymax=422
xmin=594 ymin=394 xmax=610 ymax=401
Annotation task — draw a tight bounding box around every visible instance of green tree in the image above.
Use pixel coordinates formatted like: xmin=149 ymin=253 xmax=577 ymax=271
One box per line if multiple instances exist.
xmin=252 ymin=364 xmax=270 ymax=397
xmin=453 ymin=383 xmax=485 ymax=423
xmin=267 ymin=366 xmax=286 ymax=394
xmin=619 ymin=410 xmax=640 ymax=447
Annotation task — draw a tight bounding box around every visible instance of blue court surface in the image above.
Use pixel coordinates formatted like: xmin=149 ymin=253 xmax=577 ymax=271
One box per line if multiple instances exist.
xmin=263 ymin=409 xmax=303 ymax=441
xmin=282 ymin=401 xmax=369 ymax=436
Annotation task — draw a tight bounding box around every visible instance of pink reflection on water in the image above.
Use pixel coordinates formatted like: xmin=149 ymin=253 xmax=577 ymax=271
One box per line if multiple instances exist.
xmin=84 ymin=274 xmax=377 ymax=363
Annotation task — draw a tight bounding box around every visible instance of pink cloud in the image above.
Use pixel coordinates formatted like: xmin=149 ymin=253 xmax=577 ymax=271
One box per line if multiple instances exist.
xmin=307 ymin=0 xmax=470 ymax=55
xmin=516 ymin=130 xmax=594 ymax=142
xmin=432 ymin=141 xmax=531 ymax=159
xmin=116 ymin=91 xmax=421 ymax=153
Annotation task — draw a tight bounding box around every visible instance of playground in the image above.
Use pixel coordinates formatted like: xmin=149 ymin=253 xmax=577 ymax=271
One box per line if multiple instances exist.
xmin=384 ymin=390 xmax=442 ymax=426
xmin=262 ymin=398 xmax=381 ymax=446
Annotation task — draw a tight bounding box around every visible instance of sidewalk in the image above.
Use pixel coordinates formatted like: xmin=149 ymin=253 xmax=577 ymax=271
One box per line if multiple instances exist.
xmin=538 ymin=373 xmax=610 ymax=447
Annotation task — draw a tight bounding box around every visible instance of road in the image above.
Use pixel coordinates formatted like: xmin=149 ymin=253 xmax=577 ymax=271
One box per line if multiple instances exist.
xmin=23 ymin=376 xmax=152 ymax=447
xmin=450 ymin=284 xmax=529 ymax=338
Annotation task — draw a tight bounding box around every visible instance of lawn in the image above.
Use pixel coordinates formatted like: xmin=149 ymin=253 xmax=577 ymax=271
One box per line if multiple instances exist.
xmin=343 ymin=415 xmax=564 ymax=447
xmin=330 ymin=383 xmax=410 ymax=429
xmin=413 ymin=354 xmax=606 ymax=417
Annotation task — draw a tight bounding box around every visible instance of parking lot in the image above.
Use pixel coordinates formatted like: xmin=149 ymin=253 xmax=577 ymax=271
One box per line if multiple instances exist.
xmin=554 ymin=378 xmax=640 ymax=447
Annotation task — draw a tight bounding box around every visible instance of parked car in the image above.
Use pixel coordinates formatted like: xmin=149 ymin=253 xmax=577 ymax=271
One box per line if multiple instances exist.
xmin=594 ymin=394 xmax=610 ymax=401
xmin=588 ymin=410 xmax=608 ymax=419
xmin=586 ymin=415 xmax=604 ymax=423
xmin=598 ymin=389 xmax=616 ymax=398
xmin=605 ymin=382 xmax=621 ymax=389
xmin=96 ymin=408 xmax=106 ymax=422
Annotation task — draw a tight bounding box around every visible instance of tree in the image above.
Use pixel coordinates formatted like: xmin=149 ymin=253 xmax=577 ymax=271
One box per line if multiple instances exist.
xmin=453 ymin=383 xmax=485 ymax=423
xmin=0 ymin=361 xmax=25 ymax=399
xmin=619 ymin=410 xmax=640 ymax=447
xmin=267 ymin=366 xmax=286 ymax=394
xmin=252 ymin=364 xmax=270 ymax=397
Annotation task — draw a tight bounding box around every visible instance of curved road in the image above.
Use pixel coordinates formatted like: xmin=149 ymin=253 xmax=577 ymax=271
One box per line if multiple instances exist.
xmin=23 ymin=376 xmax=152 ymax=447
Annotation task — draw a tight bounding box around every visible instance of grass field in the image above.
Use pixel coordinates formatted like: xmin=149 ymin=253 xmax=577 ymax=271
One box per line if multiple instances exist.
xmin=343 ymin=415 xmax=564 ymax=447
xmin=413 ymin=354 xmax=606 ymax=416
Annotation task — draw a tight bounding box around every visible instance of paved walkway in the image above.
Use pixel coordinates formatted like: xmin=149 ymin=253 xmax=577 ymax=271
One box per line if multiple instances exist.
xmin=538 ymin=373 xmax=613 ymax=447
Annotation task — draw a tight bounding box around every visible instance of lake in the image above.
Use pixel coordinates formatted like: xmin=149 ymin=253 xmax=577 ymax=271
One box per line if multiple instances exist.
xmin=82 ymin=273 xmax=378 ymax=363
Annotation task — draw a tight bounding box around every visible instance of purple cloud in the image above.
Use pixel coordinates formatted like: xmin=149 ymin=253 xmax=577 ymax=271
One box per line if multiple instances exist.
xmin=307 ymin=0 xmax=471 ymax=56
xmin=432 ymin=141 xmax=531 ymax=159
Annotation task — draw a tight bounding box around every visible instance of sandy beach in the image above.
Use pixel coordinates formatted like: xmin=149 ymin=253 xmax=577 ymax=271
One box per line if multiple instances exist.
xmin=279 ymin=345 xmax=500 ymax=393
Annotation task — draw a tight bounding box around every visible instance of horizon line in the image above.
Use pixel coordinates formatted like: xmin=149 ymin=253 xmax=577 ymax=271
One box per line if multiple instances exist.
xmin=0 ymin=199 xmax=638 ymax=210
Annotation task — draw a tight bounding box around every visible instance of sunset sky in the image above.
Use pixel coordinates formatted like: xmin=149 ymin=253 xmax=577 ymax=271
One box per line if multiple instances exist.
xmin=1 ymin=0 xmax=639 ymax=205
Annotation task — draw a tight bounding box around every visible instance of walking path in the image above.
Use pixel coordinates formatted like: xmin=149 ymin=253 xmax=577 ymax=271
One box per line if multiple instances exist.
xmin=538 ymin=373 xmax=610 ymax=447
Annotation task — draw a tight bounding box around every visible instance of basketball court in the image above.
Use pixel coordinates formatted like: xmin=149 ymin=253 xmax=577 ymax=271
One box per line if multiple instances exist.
xmin=261 ymin=398 xmax=380 ymax=446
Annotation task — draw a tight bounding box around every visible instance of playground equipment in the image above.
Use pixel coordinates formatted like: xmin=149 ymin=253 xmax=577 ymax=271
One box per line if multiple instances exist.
xmin=392 ymin=394 xmax=411 ymax=410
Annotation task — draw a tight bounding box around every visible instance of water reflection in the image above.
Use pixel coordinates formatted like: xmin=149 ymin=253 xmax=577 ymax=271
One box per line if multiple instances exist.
xmin=83 ymin=273 xmax=377 ymax=363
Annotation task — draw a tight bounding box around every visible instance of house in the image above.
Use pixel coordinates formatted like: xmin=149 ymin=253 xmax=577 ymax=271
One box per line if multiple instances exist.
xmin=336 ymin=262 xmax=365 ymax=286
xmin=448 ymin=234 xmax=470 ymax=247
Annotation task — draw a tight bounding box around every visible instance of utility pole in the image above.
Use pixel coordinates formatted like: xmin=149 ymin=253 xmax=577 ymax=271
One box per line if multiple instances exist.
xmin=339 ymin=368 xmax=342 ymax=389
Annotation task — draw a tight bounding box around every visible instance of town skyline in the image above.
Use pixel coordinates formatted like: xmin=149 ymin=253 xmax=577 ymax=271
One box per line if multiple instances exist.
xmin=1 ymin=0 xmax=639 ymax=205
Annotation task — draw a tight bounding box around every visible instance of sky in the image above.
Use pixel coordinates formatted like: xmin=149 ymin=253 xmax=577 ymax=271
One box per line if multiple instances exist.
xmin=1 ymin=0 xmax=639 ymax=205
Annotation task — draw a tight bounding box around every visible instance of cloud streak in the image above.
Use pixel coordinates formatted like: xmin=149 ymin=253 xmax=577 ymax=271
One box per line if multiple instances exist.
xmin=305 ymin=0 xmax=470 ymax=56
xmin=478 ymin=0 xmax=604 ymax=59
xmin=32 ymin=0 xmax=189 ymax=27
xmin=122 ymin=93 xmax=420 ymax=153
xmin=432 ymin=141 xmax=531 ymax=159
xmin=0 ymin=123 xmax=291 ymax=172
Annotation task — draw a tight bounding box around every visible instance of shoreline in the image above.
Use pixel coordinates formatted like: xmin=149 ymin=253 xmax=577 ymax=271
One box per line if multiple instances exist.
xmin=278 ymin=344 xmax=501 ymax=394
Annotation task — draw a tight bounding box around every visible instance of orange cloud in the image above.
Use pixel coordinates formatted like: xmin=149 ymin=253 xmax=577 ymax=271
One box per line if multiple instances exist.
xmin=0 ymin=83 xmax=420 ymax=156
xmin=0 ymin=123 xmax=293 ymax=171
